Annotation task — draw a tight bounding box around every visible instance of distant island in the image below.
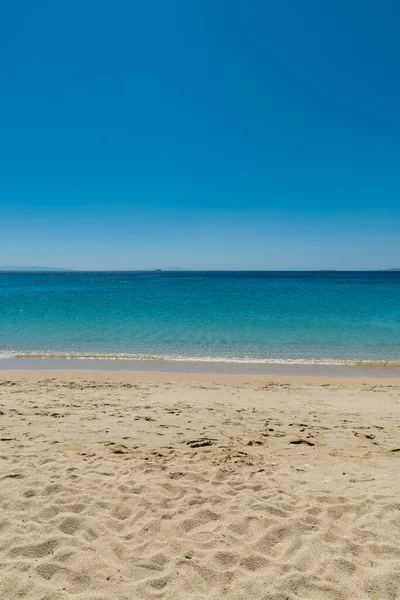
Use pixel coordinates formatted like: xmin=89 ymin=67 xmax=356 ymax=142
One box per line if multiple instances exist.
xmin=0 ymin=266 xmax=72 ymax=272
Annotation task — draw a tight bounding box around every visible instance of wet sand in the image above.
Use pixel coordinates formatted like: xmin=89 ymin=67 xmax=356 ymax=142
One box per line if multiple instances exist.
xmin=1 ymin=356 xmax=400 ymax=377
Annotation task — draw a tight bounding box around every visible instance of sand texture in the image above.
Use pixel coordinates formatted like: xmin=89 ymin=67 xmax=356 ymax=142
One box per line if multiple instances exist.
xmin=0 ymin=371 xmax=400 ymax=599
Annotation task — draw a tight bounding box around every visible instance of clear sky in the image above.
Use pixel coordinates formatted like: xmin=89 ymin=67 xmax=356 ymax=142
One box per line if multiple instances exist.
xmin=0 ymin=0 xmax=399 ymax=270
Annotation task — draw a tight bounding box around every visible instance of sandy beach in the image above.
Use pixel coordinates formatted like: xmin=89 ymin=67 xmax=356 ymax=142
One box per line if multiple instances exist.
xmin=0 ymin=370 xmax=399 ymax=599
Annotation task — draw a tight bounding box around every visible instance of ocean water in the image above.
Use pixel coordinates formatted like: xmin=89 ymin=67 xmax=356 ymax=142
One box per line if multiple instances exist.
xmin=0 ymin=271 xmax=399 ymax=366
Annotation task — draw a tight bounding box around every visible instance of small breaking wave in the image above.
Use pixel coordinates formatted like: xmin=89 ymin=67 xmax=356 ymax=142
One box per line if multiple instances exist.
xmin=0 ymin=350 xmax=400 ymax=367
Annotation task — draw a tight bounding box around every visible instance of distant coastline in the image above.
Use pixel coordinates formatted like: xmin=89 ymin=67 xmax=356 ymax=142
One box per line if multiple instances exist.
xmin=0 ymin=266 xmax=73 ymax=272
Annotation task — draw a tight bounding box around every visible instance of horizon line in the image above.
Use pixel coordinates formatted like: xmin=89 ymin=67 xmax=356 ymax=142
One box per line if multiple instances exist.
xmin=1 ymin=268 xmax=399 ymax=273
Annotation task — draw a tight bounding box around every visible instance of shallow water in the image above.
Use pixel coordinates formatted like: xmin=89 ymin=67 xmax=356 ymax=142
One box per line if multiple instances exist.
xmin=0 ymin=271 xmax=399 ymax=367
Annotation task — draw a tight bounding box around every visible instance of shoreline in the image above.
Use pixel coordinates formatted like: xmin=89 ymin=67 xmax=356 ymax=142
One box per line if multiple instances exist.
xmin=1 ymin=368 xmax=400 ymax=389
xmin=1 ymin=356 xmax=400 ymax=377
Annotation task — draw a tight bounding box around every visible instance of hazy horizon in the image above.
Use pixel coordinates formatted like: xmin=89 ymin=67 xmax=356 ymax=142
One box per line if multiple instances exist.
xmin=1 ymin=266 xmax=400 ymax=273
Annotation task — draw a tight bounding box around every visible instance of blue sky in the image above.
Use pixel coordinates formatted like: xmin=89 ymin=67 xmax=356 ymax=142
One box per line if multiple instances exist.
xmin=0 ymin=0 xmax=399 ymax=269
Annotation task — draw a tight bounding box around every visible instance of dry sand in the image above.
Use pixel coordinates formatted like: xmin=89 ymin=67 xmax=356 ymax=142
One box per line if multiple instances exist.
xmin=0 ymin=371 xmax=399 ymax=600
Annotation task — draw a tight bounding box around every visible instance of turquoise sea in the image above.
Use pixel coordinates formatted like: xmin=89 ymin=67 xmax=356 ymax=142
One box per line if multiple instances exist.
xmin=0 ymin=271 xmax=399 ymax=366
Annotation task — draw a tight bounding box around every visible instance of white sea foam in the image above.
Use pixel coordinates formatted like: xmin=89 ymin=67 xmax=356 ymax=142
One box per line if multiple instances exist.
xmin=1 ymin=350 xmax=400 ymax=367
